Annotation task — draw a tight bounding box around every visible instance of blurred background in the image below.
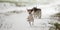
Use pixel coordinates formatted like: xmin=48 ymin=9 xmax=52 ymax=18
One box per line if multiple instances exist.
xmin=0 ymin=0 xmax=60 ymax=30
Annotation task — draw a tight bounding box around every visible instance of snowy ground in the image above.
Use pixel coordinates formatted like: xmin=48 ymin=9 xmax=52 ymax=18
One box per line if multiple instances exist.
xmin=0 ymin=3 xmax=60 ymax=30
xmin=0 ymin=12 xmax=52 ymax=30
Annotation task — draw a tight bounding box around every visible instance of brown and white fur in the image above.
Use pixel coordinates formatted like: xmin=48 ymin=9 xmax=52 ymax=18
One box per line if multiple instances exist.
xmin=27 ymin=9 xmax=34 ymax=26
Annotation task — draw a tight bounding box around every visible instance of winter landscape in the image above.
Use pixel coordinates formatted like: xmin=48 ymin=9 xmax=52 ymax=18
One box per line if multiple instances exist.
xmin=0 ymin=0 xmax=60 ymax=30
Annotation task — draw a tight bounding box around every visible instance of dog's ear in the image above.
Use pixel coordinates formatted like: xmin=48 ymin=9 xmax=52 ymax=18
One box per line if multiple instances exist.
xmin=31 ymin=9 xmax=33 ymax=12
xmin=27 ymin=9 xmax=29 ymax=11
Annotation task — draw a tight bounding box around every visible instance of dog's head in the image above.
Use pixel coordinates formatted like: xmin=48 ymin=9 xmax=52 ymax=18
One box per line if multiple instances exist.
xmin=27 ymin=9 xmax=33 ymax=14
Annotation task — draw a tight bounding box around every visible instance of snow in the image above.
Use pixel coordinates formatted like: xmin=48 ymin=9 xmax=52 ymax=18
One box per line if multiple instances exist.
xmin=0 ymin=2 xmax=60 ymax=30
xmin=0 ymin=11 xmax=53 ymax=30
